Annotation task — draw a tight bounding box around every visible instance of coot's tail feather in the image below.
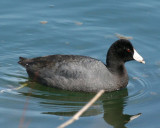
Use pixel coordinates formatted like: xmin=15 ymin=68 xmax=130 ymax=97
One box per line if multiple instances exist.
xmin=18 ymin=57 xmax=28 ymax=67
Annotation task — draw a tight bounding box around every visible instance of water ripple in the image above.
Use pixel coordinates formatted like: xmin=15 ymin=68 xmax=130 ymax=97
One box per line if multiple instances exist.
xmin=129 ymin=77 xmax=150 ymax=97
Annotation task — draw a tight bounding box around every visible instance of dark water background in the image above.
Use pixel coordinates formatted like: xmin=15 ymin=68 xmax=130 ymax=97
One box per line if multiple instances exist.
xmin=0 ymin=0 xmax=160 ymax=128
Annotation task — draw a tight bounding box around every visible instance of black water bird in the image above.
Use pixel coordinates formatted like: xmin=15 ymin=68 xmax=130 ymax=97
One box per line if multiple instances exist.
xmin=18 ymin=39 xmax=145 ymax=92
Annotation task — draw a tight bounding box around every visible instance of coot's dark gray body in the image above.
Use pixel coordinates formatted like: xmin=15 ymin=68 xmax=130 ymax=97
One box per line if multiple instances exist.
xmin=18 ymin=39 xmax=145 ymax=92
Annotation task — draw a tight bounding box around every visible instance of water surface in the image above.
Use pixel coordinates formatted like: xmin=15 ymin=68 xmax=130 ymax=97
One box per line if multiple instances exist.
xmin=0 ymin=0 xmax=160 ymax=128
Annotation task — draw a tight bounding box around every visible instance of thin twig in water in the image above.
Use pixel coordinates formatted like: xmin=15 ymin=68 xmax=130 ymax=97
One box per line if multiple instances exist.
xmin=0 ymin=83 xmax=28 ymax=94
xmin=18 ymin=83 xmax=34 ymax=128
xmin=18 ymin=96 xmax=30 ymax=128
xmin=57 ymin=89 xmax=105 ymax=128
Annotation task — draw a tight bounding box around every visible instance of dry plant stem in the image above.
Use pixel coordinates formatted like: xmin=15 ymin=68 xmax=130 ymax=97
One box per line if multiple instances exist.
xmin=18 ymin=96 xmax=30 ymax=128
xmin=57 ymin=89 xmax=105 ymax=128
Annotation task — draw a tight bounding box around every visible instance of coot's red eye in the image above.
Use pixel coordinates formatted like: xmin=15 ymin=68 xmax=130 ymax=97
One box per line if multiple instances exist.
xmin=127 ymin=49 xmax=131 ymax=52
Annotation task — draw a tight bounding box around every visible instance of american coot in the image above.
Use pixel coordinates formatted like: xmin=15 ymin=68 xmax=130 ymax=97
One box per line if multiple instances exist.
xmin=18 ymin=39 xmax=145 ymax=92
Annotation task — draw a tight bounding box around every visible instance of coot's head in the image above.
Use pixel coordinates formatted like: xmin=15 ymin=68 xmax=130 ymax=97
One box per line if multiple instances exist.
xmin=107 ymin=39 xmax=145 ymax=66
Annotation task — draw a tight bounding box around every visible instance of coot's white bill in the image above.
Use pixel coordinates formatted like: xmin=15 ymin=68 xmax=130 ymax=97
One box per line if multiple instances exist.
xmin=133 ymin=49 xmax=145 ymax=64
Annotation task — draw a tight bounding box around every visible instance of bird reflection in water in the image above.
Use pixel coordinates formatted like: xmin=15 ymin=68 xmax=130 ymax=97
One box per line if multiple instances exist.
xmin=21 ymin=82 xmax=141 ymax=128
xmin=102 ymin=88 xmax=141 ymax=128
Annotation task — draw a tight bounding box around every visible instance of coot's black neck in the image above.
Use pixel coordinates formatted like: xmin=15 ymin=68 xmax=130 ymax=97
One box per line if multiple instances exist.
xmin=106 ymin=50 xmax=127 ymax=75
xmin=106 ymin=61 xmax=126 ymax=75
